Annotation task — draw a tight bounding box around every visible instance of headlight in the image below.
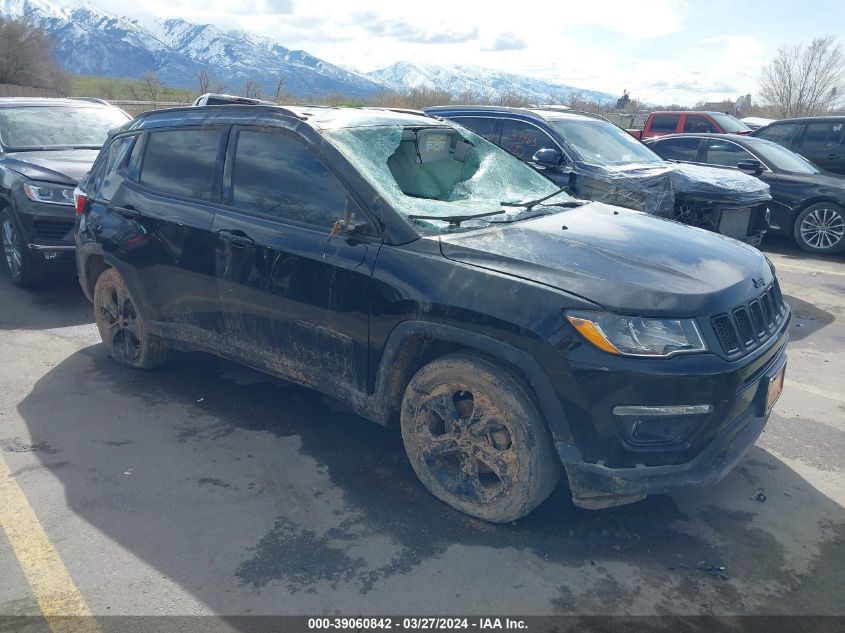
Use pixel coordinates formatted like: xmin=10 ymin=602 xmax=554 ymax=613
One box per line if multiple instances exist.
xmin=567 ymin=311 xmax=707 ymax=357
xmin=22 ymin=181 xmax=75 ymax=206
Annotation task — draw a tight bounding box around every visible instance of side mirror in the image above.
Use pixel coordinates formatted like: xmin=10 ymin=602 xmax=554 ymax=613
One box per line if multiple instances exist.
xmin=329 ymin=212 xmax=373 ymax=240
xmin=532 ymin=147 xmax=563 ymax=167
xmin=736 ymin=159 xmax=764 ymax=175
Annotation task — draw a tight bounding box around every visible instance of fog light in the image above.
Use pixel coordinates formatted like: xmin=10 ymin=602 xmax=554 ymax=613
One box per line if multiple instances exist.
xmin=612 ymin=404 xmax=712 ymax=446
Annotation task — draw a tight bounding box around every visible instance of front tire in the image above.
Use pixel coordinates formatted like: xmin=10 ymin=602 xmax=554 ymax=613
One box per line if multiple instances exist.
xmin=400 ymin=353 xmax=560 ymax=523
xmin=1 ymin=210 xmax=42 ymax=287
xmin=793 ymin=203 xmax=845 ymax=254
xmin=93 ymin=267 xmax=168 ymax=369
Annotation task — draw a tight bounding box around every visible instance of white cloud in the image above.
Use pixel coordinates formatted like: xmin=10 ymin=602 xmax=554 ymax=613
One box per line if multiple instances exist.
xmin=481 ymin=31 xmax=526 ymax=52
xmin=73 ymin=0 xmax=787 ymax=106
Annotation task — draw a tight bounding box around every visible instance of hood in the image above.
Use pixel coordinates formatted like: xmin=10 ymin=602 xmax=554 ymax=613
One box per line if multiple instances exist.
xmin=1 ymin=149 xmax=100 ymax=184
xmin=439 ymin=202 xmax=773 ymax=315
xmin=573 ymin=160 xmax=771 ymax=217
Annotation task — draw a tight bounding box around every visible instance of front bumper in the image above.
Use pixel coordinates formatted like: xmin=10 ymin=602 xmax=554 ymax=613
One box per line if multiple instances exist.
xmin=557 ymin=343 xmax=787 ymax=509
xmin=17 ymin=204 xmax=77 ymax=262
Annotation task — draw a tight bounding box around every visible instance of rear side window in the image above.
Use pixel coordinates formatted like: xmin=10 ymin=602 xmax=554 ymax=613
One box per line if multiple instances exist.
xmin=453 ymin=117 xmax=498 ymax=142
xmin=651 ymin=137 xmax=702 ymax=161
xmin=232 ymin=130 xmax=350 ymax=229
xmin=139 ymin=129 xmax=224 ymax=201
xmin=649 ymin=114 xmax=680 ymax=133
xmin=704 ymin=139 xmax=753 ymax=168
xmin=499 ymin=120 xmax=557 ymax=160
xmin=801 ymin=122 xmax=844 ymax=151
xmin=90 ymin=135 xmax=135 ymax=202
xmin=755 ymin=122 xmax=801 ymax=147
xmin=684 ymin=115 xmax=718 ymax=133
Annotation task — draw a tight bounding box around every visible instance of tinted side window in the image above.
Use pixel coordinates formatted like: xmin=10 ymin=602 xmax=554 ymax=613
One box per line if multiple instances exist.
xmin=499 ymin=120 xmax=557 ymax=160
xmin=755 ymin=123 xmax=800 ymax=146
xmin=91 ymin=135 xmax=135 ymax=202
xmin=801 ymin=122 xmax=844 ymax=152
xmin=453 ymin=117 xmax=498 ymax=142
xmin=704 ymin=139 xmax=753 ymax=168
xmin=651 ymin=137 xmax=702 ymax=161
xmin=232 ymin=130 xmax=350 ymax=229
xmin=684 ymin=115 xmax=718 ymax=133
xmin=649 ymin=114 xmax=680 ymax=132
xmin=139 ymin=129 xmax=224 ymax=201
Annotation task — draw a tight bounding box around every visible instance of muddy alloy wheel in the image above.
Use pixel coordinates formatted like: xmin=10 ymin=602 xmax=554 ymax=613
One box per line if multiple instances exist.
xmin=93 ymin=267 xmax=168 ymax=369
xmin=794 ymin=203 xmax=845 ymax=254
xmin=401 ymin=353 xmax=560 ymax=523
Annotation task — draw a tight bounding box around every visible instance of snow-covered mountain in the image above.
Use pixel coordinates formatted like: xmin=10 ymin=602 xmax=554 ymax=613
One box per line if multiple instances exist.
xmin=368 ymin=62 xmax=617 ymax=105
xmin=0 ymin=0 xmax=384 ymax=98
xmin=0 ymin=0 xmax=618 ymax=105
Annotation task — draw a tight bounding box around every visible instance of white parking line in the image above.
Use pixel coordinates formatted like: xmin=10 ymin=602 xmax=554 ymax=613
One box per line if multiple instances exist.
xmin=786 ymin=378 xmax=845 ymax=405
xmin=774 ymin=262 xmax=845 ymax=278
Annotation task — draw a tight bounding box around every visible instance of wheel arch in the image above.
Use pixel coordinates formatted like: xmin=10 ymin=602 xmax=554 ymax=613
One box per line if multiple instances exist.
xmin=792 ymin=197 xmax=844 ymax=221
xmin=80 ymin=252 xmax=110 ymax=301
xmin=368 ymin=321 xmax=574 ymax=447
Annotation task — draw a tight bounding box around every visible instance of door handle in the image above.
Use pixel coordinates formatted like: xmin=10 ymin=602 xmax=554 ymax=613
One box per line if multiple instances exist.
xmin=217 ymin=229 xmax=255 ymax=247
xmin=829 ymin=153 xmax=840 ymax=160
xmin=111 ymin=205 xmax=141 ymax=219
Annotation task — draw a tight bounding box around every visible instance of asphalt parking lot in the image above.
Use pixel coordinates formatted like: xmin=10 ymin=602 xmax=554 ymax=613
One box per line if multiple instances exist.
xmin=1 ymin=236 xmax=844 ymax=623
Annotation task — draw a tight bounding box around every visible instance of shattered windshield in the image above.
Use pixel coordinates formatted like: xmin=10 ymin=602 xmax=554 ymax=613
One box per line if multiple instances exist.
xmin=322 ymin=124 xmax=573 ymax=234
xmin=549 ymin=119 xmax=663 ymax=166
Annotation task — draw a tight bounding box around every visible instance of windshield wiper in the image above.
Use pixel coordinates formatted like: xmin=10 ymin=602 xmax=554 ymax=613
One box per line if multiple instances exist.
xmin=407 ymin=209 xmax=505 ymax=227
xmin=500 ymin=187 xmax=571 ymax=211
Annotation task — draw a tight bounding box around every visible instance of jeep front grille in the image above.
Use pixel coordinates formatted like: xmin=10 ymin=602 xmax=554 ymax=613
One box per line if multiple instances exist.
xmin=710 ymin=280 xmax=786 ymax=356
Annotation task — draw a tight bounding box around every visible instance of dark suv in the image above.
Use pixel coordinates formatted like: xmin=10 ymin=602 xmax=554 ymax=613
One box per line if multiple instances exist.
xmin=750 ymin=116 xmax=845 ymax=176
xmin=75 ymin=105 xmax=789 ymax=521
xmin=425 ymin=106 xmax=772 ymax=245
xmin=0 ymin=98 xmax=130 ymax=286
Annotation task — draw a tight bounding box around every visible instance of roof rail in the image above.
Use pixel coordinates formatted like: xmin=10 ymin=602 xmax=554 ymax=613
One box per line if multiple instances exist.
xmin=368 ymin=106 xmax=437 ymax=118
xmin=137 ymin=102 xmax=309 ymax=121
xmin=70 ymin=97 xmax=112 ymax=106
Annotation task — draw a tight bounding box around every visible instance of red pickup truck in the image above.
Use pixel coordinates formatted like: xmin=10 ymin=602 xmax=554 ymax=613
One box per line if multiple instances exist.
xmin=629 ymin=111 xmax=752 ymax=139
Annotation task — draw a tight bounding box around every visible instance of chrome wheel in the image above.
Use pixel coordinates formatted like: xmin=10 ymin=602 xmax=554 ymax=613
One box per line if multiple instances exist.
xmin=410 ymin=387 xmax=516 ymax=505
xmin=1 ymin=218 xmax=22 ymax=279
xmin=98 ymin=283 xmax=142 ymax=363
xmin=800 ymin=207 xmax=845 ymax=250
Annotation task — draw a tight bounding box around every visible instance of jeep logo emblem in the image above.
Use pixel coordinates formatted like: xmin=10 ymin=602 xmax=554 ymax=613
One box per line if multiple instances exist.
xmin=752 ymin=276 xmax=765 ymax=288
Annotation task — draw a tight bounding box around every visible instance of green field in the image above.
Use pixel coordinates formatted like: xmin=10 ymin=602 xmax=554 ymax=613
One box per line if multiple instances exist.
xmin=70 ymin=74 xmax=193 ymax=102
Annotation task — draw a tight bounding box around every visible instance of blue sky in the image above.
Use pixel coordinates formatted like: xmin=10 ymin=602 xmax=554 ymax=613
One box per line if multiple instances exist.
xmin=88 ymin=0 xmax=844 ymax=105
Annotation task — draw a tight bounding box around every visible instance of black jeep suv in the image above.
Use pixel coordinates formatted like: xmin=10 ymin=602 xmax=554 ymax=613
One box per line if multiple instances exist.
xmin=0 ymin=98 xmax=130 ymax=286
xmin=75 ymin=105 xmax=789 ymax=521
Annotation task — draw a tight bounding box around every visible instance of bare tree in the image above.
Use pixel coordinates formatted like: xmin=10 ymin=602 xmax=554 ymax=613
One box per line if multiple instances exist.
xmin=142 ymin=72 xmax=162 ymax=104
xmin=273 ymin=76 xmax=286 ymax=102
xmin=101 ymin=80 xmax=118 ymax=100
xmin=0 ymin=16 xmax=69 ymax=92
xmin=760 ymin=36 xmax=845 ymax=117
xmin=244 ymin=79 xmax=261 ymax=99
xmin=196 ymin=69 xmax=211 ymax=94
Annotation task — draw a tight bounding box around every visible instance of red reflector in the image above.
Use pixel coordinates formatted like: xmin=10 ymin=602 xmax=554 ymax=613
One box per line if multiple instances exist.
xmin=73 ymin=189 xmax=87 ymax=215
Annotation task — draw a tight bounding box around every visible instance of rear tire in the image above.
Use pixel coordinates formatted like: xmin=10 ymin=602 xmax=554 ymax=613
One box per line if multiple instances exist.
xmin=793 ymin=203 xmax=845 ymax=254
xmin=93 ymin=267 xmax=168 ymax=369
xmin=1 ymin=210 xmax=43 ymax=287
xmin=400 ymin=352 xmax=560 ymax=523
